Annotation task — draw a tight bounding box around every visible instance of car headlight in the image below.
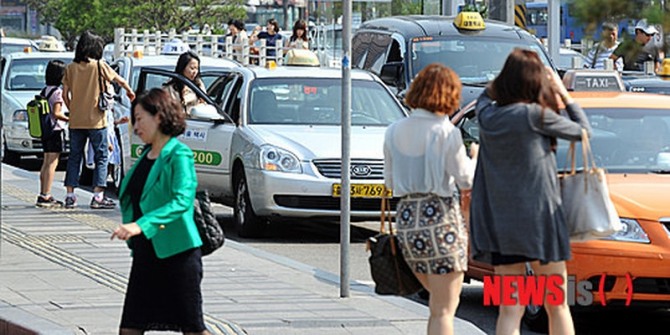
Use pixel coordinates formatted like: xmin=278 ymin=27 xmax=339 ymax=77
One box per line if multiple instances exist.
xmin=12 ymin=109 xmax=28 ymax=122
xmin=603 ymin=218 xmax=650 ymax=243
xmin=259 ymin=145 xmax=301 ymax=173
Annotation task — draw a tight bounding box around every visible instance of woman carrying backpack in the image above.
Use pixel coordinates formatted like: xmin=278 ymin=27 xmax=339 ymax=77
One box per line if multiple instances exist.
xmin=36 ymin=60 xmax=69 ymax=207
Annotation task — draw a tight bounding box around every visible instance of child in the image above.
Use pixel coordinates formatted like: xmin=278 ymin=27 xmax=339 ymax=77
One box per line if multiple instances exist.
xmin=37 ymin=60 xmax=69 ymax=207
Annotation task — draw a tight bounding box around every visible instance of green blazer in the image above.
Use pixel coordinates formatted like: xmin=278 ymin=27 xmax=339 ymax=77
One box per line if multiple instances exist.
xmin=119 ymin=137 xmax=202 ymax=259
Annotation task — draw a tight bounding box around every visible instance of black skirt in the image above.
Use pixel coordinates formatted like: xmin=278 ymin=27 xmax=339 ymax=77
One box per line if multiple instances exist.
xmin=120 ymin=234 xmax=205 ymax=332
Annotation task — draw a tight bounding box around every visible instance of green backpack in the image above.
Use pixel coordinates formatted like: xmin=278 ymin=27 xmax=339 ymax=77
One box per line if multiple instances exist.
xmin=27 ymin=88 xmax=57 ymax=139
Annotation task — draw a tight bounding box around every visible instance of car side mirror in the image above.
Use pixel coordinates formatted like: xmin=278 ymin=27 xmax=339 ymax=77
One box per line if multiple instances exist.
xmin=380 ymin=62 xmax=405 ymax=90
xmin=190 ymin=104 xmax=225 ymax=122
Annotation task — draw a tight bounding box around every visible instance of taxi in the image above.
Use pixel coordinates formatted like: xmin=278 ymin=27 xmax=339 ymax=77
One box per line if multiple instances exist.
xmin=623 ymin=58 xmax=670 ymax=95
xmin=1 ymin=51 xmax=73 ymax=165
xmin=453 ymin=71 xmax=670 ymax=331
xmin=352 ymin=12 xmax=555 ymax=104
xmin=88 ymin=52 xmax=238 ymax=191
xmin=130 ymin=62 xmax=407 ymax=237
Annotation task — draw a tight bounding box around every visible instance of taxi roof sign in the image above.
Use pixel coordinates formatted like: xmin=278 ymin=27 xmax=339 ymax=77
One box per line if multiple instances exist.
xmin=659 ymin=58 xmax=670 ymax=77
xmin=454 ymin=11 xmax=486 ymax=31
xmin=562 ymin=69 xmax=624 ymax=92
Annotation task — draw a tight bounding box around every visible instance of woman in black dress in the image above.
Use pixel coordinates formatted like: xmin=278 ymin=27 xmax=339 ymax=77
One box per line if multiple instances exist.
xmin=112 ymin=88 xmax=208 ymax=334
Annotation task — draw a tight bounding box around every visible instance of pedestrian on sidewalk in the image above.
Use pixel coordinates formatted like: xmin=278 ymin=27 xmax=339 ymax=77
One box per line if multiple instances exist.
xmin=111 ymin=88 xmax=208 ymax=335
xmin=470 ymin=49 xmax=591 ymax=335
xmin=62 ymin=30 xmax=135 ymax=209
xmin=36 ymin=60 xmax=69 ymax=208
xmin=383 ymin=63 xmax=478 ymax=335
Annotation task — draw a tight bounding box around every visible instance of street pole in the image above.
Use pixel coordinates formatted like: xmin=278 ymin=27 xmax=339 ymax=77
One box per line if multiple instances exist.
xmin=548 ymin=0 xmax=560 ymax=67
xmin=340 ymin=0 xmax=352 ymax=298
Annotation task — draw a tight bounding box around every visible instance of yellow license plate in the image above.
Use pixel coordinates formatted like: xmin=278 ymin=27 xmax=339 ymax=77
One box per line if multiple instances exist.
xmin=332 ymin=183 xmax=392 ymax=198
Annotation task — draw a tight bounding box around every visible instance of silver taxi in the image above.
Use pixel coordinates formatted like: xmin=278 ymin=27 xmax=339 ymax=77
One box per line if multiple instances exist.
xmin=131 ymin=65 xmax=407 ymax=237
xmin=84 ymin=53 xmax=239 ymax=191
xmin=1 ymin=51 xmax=73 ymax=164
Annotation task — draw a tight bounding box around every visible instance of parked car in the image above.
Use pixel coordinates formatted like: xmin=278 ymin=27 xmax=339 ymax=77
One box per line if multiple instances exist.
xmin=558 ymin=47 xmax=588 ymax=70
xmin=79 ymin=53 xmax=239 ymax=191
xmin=452 ymin=91 xmax=670 ymax=331
xmin=1 ymin=51 xmax=74 ymax=165
xmin=352 ymin=12 xmax=556 ymax=105
xmin=1 ymin=37 xmax=39 ymax=57
xmin=129 ymin=65 xmax=408 ymax=237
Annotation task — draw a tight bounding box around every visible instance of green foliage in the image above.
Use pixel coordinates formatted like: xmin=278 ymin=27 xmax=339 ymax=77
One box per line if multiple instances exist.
xmin=391 ymin=0 xmax=421 ymax=16
xmin=25 ymin=0 xmax=247 ymax=44
xmin=462 ymin=3 xmax=488 ymax=19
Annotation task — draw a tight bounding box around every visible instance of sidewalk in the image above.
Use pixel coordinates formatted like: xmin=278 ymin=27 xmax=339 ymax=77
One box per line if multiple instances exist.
xmin=0 ymin=163 xmax=487 ymax=335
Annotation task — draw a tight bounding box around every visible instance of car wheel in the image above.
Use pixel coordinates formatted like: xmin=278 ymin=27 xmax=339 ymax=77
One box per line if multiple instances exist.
xmin=2 ymin=142 xmax=21 ymax=166
xmin=234 ymin=172 xmax=267 ymax=238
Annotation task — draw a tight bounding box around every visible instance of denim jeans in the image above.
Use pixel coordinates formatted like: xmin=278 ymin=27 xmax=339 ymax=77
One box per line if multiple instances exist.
xmin=65 ymin=128 xmax=109 ymax=188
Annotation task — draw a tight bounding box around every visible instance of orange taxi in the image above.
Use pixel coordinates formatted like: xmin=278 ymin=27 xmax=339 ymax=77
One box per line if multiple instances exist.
xmin=454 ymin=89 xmax=670 ymax=329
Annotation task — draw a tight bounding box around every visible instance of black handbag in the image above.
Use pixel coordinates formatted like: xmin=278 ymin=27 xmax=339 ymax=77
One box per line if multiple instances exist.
xmin=97 ymin=60 xmax=114 ymax=112
xmin=193 ymin=190 xmax=225 ymax=256
xmin=367 ymin=197 xmax=423 ymax=296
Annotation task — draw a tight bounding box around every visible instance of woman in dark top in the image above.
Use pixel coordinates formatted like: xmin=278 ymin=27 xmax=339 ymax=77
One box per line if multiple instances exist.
xmin=251 ymin=18 xmax=283 ymax=61
xmin=470 ymin=49 xmax=591 ymax=335
xmin=111 ymin=88 xmax=207 ymax=334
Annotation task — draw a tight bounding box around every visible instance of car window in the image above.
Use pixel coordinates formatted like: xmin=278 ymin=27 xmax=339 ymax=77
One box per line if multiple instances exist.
xmin=364 ymin=34 xmax=393 ymax=74
xmin=6 ymin=58 xmax=71 ymax=90
xmin=410 ymin=37 xmax=552 ymax=85
xmin=352 ymin=32 xmax=371 ymax=69
xmin=555 ymin=109 xmax=670 ymax=173
xmin=248 ymin=78 xmax=405 ymax=126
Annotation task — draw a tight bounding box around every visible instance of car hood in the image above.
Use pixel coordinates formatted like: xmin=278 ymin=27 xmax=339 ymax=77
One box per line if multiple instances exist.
xmin=3 ymin=91 xmax=36 ymax=110
xmin=246 ymin=125 xmax=387 ymax=159
xmin=607 ymin=173 xmax=670 ymax=221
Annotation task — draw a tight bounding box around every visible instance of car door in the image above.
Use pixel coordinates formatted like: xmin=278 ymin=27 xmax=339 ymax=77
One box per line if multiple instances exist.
xmin=132 ymin=68 xmax=236 ymax=198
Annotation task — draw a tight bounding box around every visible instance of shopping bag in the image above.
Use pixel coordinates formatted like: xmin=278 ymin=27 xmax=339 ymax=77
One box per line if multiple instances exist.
xmin=366 ymin=197 xmax=423 ymax=296
xmin=560 ymin=129 xmax=622 ymax=242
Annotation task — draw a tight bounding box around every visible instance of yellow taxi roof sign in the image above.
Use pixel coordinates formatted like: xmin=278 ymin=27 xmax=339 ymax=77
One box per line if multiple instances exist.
xmin=454 ymin=11 xmax=486 ymax=31
xmin=562 ymin=69 xmax=624 ymax=92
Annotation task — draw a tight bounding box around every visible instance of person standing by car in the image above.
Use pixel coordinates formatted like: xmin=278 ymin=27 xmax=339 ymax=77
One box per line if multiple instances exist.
xmin=584 ymin=22 xmax=623 ymax=70
xmin=111 ymin=88 xmax=208 ymax=334
xmin=470 ymin=49 xmax=591 ymax=335
xmin=384 ymin=63 xmax=477 ymax=335
xmin=164 ymin=51 xmax=206 ymax=115
xmin=251 ymin=19 xmax=283 ymax=61
xmin=36 ymin=60 xmax=69 ymax=208
xmin=62 ymin=30 xmax=135 ymax=209
xmin=610 ymin=19 xmax=661 ymax=72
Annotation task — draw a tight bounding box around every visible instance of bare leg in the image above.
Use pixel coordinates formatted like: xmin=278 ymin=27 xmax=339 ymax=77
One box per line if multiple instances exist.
xmin=40 ymin=152 xmax=60 ymax=195
xmin=422 ymin=271 xmax=464 ymax=335
xmin=531 ymin=261 xmax=575 ymax=335
xmin=493 ymin=262 xmax=526 ymax=335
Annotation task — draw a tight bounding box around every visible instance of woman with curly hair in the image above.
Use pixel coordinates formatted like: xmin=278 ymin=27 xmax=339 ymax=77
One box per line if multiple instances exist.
xmin=383 ymin=63 xmax=478 ymax=335
xmin=112 ymin=88 xmax=208 ymax=334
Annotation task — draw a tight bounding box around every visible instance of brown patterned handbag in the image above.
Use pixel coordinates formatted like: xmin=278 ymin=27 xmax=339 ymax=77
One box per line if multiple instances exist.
xmin=366 ymin=197 xmax=424 ymax=296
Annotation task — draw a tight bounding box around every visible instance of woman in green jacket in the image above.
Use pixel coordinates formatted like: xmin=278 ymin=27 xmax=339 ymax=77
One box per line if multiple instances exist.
xmin=111 ymin=88 xmax=207 ymax=334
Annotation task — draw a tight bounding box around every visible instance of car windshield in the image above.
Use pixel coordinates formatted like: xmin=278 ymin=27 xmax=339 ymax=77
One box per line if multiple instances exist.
xmin=248 ymin=78 xmax=405 ymax=126
xmin=6 ymin=58 xmax=71 ymax=91
xmin=556 ymin=108 xmax=670 ymax=173
xmin=410 ymin=37 xmax=552 ymax=85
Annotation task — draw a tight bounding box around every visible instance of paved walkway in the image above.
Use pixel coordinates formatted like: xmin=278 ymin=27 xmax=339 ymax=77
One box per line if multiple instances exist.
xmin=0 ymin=163 xmax=487 ymax=335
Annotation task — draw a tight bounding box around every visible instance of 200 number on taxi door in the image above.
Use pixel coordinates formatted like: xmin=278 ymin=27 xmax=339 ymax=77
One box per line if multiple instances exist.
xmin=131 ymin=145 xmax=222 ymax=166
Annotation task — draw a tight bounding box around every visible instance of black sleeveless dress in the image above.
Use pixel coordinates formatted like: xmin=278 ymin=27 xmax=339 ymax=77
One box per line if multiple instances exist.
xmin=119 ymin=155 xmax=205 ymax=332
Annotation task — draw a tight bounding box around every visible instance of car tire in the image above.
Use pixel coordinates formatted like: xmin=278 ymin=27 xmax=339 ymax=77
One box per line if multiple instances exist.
xmin=2 ymin=142 xmax=21 ymax=166
xmin=234 ymin=172 xmax=267 ymax=238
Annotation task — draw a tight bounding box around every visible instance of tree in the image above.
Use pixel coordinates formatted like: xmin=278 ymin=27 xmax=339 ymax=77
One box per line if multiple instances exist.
xmin=570 ymin=0 xmax=667 ymax=35
xmin=26 ymin=0 xmax=247 ymax=44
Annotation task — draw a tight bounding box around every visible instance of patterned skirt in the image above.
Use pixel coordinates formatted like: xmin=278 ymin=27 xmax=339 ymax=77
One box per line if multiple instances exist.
xmin=395 ymin=194 xmax=468 ymax=275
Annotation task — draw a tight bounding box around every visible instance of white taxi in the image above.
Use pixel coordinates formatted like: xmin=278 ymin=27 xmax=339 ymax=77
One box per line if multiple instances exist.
xmin=131 ymin=64 xmax=408 ymax=237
